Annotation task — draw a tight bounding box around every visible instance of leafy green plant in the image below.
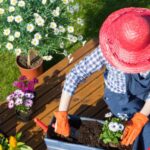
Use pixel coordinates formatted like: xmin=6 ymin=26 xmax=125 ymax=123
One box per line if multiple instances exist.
xmin=0 ymin=0 xmax=85 ymax=67
xmin=0 ymin=132 xmax=32 ymax=150
xmin=99 ymin=112 xmax=128 ymax=145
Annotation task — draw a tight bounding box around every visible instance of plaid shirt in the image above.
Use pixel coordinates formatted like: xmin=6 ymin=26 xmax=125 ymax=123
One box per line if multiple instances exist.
xmin=63 ymin=46 xmax=150 ymax=100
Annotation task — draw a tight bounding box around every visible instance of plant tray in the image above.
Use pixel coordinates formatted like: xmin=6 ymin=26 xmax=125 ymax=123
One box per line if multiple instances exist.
xmin=44 ymin=115 xmax=105 ymax=150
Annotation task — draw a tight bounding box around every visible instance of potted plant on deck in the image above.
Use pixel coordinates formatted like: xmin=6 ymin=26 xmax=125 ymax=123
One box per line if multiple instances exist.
xmin=34 ymin=112 xmax=132 ymax=150
xmin=0 ymin=0 xmax=85 ymax=80
xmin=6 ymin=76 xmax=38 ymax=121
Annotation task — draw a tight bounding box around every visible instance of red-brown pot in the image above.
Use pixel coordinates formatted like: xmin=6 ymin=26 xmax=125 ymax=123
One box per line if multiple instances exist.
xmin=16 ymin=56 xmax=43 ymax=80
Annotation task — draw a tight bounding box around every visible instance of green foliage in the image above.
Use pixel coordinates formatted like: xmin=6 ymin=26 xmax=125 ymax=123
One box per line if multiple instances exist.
xmin=99 ymin=117 xmax=124 ymax=145
xmin=0 ymin=51 xmax=19 ymax=102
xmin=0 ymin=132 xmax=33 ymax=150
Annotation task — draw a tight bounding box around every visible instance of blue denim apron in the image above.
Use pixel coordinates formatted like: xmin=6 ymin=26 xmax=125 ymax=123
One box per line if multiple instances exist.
xmin=104 ymin=73 xmax=150 ymax=150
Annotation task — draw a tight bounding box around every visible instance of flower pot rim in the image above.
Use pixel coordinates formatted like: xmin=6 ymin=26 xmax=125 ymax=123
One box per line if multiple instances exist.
xmin=16 ymin=55 xmax=43 ymax=71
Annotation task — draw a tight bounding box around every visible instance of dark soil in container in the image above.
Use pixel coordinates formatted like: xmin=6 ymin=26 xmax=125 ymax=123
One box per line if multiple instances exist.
xmin=17 ymin=50 xmax=43 ymax=69
xmin=47 ymin=118 xmax=132 ymax=150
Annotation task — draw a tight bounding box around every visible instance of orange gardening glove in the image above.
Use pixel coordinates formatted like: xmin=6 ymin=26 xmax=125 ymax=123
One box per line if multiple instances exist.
xmin=54 ymin=111 xmax=70 ymax=137
xmin=121 ymin=112 xmax=149 ymax=146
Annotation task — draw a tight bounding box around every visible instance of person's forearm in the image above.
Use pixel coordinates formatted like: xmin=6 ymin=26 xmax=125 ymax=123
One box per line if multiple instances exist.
xmin=140 ymin=100 xmax=150 ymax=117
xmin=58 ymin=90 xmax=72 ymax=111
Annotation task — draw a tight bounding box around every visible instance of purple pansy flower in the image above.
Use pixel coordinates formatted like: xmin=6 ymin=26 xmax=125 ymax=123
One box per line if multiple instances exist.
xmin=6 ymin=94 xmax=14 ymax=102
xmin=24 ymin=92 xmax=34 ymax=99
xmin=24 ymin=99 xmax=33 ymax=107
xmin=15 ymin=98 xmax=23 ymax=106
xmin=8 ymin=100 xmax=14 ymax=109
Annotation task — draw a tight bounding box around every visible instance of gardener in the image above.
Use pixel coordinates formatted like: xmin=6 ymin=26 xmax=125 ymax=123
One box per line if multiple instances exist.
xmin=54 ymin=7 xmax=150 ymax=150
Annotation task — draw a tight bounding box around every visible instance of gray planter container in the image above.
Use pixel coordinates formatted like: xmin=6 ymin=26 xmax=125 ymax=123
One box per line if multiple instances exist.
xmin=44 ymin=115 xmax=105 ymax=150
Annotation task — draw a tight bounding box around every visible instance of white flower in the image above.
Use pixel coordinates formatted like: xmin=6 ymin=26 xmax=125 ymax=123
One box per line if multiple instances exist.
xmin=68 ymin=34 xmax=77 ymax=43
xmin=118 ymin=124 xmax=124 ymax=131
xmin=54 ymin=28 xmax=59 ymax=35
xmin=14 ymin=31 xmax=20 ymax=38
xmin=34 ymin=33 xmax=42 ymax=40
xmin=78 ymin=35 xmax=83 ymax=41
xmin=59 ymin=25 xmax=65 ymax=33
xmin=63 ymin=49 xmax=68 ymax=56
xmin=82 ymin=40 xmax=87 ymax=46
xmin=0 ymin=0 xmax=3 ymax=3
xmin=50 ymin=0 xmax=56 ymax=2
xmin=15 ymin=48 xmax=21 ymax=56
xmin=67 ymin=6 xmax=74 ymax=14
xmin=33 ymin=13 xmax=40 ymax=18
xmin=18 ymin=0 xmax=25 ymax=7
xmin=35 ymin=17 xmax=45 ymax=27
xmin=72 ymin=36 xmax=77 ymax=43
xmin=10 ymin=0 xmax=18 ymax=6
xmin=108 ymin=122 xmax=119 ymax=132
xmin=0 ymin=8 xmax=4 ymax=15
xmin=15 ymin=98 xmax=23 ymax=105
xmin=62 ymin=0 xmax=69 ymax=4
xmin=68 ymin=54 xmax=74 ymax=64
xmin=27 ymin=24 xmax=34 ymax=32
xmin=7 ymin=16 xmax=14 ymax=22
xmin=31 ymin=38 xmax=39 ymax=46
xmin=3 ymin=28 xmax=11 ymax=36
xmin=6 ymin=42 xmax=13 ymax=50
xmin=50 ymin=22 xmax=57 ymax=29
xmin=9 ymin=6 xmax=15 ymax=12
xmin=73 ymin=3 xmax=79 ymax=12
xmin=15 ymin=15 xmax=23 ymax=23
xmin=117 ymin=113 xmax=128 ymax=121
xmin=77 ymin=18 xmax=84 ymax=26
xmin=69 ymin=0 xmax=74 ymax=2
xmin=8 ymin=35 xmax=15 ymax=41
xmin=42 ymin=55 xmax=53 ymax=61
xmin=67 ymin=26 xmax=74 ymax=33
xmin=68 ymin=34 xmax=74 ymax=42
xmin=60 ymin=42 xmax=64 ymax=48
xmin=42 ymin=0 xmax=47 ymax=5
xmin=52 ymin=8 xmax=60 ymax=17
xmin=104 ymin=112 xmax=113 ymax=118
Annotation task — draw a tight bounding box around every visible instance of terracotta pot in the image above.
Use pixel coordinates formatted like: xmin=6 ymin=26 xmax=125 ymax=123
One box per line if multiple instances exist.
xmin=16 ymin=56 xmax=43 ymax=80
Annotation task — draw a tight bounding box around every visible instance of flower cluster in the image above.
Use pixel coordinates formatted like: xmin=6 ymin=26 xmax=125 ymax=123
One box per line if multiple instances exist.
xmin=0 ymin=0 xmax=85 ymax=60
xmin=0 ymin=132 xmax=32 ymax=150
xmin=100 ymin=112 xmax=127 ymax=145
xmin=6 ymin=76 xmax=38 ymax=112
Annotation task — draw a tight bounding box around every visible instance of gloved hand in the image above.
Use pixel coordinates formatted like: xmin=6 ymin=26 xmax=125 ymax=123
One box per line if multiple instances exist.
xmin=54 ymin=111 xmax=70 ymax=137
xmin=121 ymin=112 xmax=149 ymax=146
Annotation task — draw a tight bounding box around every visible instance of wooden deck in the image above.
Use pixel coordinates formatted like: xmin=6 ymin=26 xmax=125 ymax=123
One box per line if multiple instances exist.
xmin=0 ymin=39 xmax=108 ymax=150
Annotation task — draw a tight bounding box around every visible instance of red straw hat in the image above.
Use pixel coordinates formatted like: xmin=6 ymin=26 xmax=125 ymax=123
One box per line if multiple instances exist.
xmin=99 ymin=7 xmax=150 ymax=73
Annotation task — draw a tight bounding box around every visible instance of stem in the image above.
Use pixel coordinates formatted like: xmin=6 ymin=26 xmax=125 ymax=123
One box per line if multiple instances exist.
xmin=27 ymin=50 xmax=31 ymax=68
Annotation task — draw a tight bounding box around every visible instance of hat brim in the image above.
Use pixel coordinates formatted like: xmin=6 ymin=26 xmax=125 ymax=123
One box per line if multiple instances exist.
xmin=99 ymin=7 xmax=150 ymax=73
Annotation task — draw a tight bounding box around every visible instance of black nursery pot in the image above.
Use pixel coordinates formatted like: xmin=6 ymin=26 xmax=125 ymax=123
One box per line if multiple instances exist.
xmin=16 ymin=109 xmax=32 ymax=122
xmin=44 ymin=115 xmax=105 ymax=150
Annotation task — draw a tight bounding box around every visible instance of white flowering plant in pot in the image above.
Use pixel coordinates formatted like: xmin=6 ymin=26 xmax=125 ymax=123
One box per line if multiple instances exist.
xmin=0 ymin=0 xmax=85 ymax=69
xmin=99 ymin=112 xmax=129 ymax=147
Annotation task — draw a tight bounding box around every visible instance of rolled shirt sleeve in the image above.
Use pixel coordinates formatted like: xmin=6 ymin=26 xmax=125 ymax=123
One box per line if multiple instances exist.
xmin=63 ymin=46 xmax=106 ymax=96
